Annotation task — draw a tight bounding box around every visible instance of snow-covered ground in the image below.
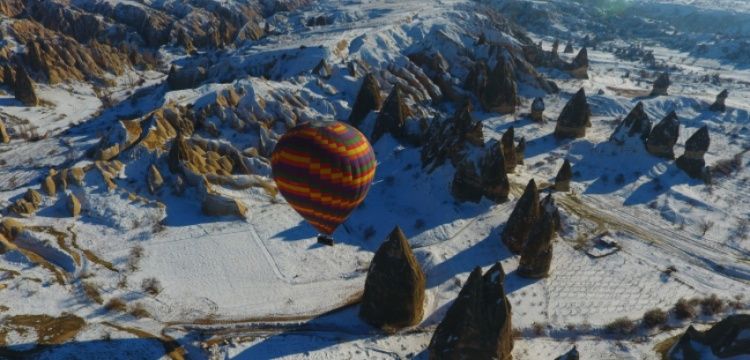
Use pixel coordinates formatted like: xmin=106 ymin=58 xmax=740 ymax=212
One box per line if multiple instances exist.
xmin=0 ymin=0 xmax=749 ymax=359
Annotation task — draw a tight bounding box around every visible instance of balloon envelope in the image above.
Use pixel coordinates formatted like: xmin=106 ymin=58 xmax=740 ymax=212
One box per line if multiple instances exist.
xmin=271 ymin=121 xmax=376 ymax=235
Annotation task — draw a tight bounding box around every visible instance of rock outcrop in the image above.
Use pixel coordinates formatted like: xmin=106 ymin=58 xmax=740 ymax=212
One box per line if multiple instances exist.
xmin=13 ymin=66 xmax=39 ymax=106
xmin=202 ymin=193 xmax=247 ymax=218
xmin=422 ymin=103 xmax=483 ymax=171
xmin=428 ymin=263 xmax=513 ymax=360
xmin=24 ymin=189 xmax=42 ymax=207
xmin=479 ymin=56 xmax=519 ymax=114
xmin=517 ymin=210 xmax=554 ymax=278
xmin=709 ymin=89 xmax=728 ymax=112
xmin=516 ymin=138 xmax=526 ymax=165
xmin=313 ymin=59 xmax=332 ymax=78
xmin=41 ymin=171 xmax=57 ymax=196
xmin=0 ymin=218 xmax=24 ymax=241
xmin=563 ymin=40 xmax=574 ymax=54
xmin=668 ymin=314 xmax=750 ymax=360
xmin=359 ymin=226 xmax=425 ymax=332
xmin=646 ymin=111 xmax=680 ymax=159
xmin=68 ymin=193 xmax=81 ymax=217
xmin=650 ymin=72 xmax=670 ymax=96
xmin=530 ymin=97 xmax=545 ymax=122
xmin=452 ymin=160 xmax=484 ymax=203
xmin=348 ymin=73 xmax=383 ymax=127
xmin=500 ymin=127 xmax=517 ymax=173
xmin=0 ymin=122 xmax=10 ymax=143
xmin=502 ymin=179 xmax=540 ymax=253
xmin=167 ymin=65 xmax=207 ymax=90
xmin=554 ymin=160 xmax=572 ymax=192
xmin=372 ymin=85 xmax=417 ymax=144
xmin=676 ymin=126 xmax=710 ymax=179
xmin=568 ymin=47 xmax=589 ymax=79
xmin=147 ymin=164 xmax=164 ymax=194
xmin=479 ymin=141 xmax=510 ymax=203
xmin=554 ymin=88 xmax=590 ymax=139
xmin=610 ymin=102 xmax=652 ymax=145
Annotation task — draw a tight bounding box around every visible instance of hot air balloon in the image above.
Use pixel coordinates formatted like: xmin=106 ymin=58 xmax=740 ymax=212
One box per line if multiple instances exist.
xmin=271 ymin=121 xmax=376 ymax=244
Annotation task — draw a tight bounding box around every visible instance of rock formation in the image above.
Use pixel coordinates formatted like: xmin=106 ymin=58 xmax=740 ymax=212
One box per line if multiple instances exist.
xmin=167 ymin=65 xmax=208 ymax=90
xmin=650 ymin=72 xmax=670 ymax=96
xmin=551 ymin=39 xmax=560 ymax=57
xmin=24 ymin=189 xmax=42 ymax=207
xmin=646 ymin=111 xmax=680 ymax=159
xmin=372 ymin=85 xmax=416 ymax=144
xmin=554 ymin=159 xmax=572 ymax=192
xmin=359 ymin=226 xmax=426 ymax=332
xmin=13 ymin=65 xmax=39 ymax=106
xmin=540 ymin=193 xmax=562 ymax=234
xmin=348 ymin=73 xmax=383 ymax=127
xmin=500 ymin=127 xmax=517 ymax=173
xmin=42 ymin=171 xmax=57 ymax=196
xmin=610 ymin=102 xmax=652 ymax=145
xmin=10 ymin=189 xmax=39 ymax=216
xmin=709 ymin=90 xmax=728 ymax=112
xmin=555 ymin=347 xmax=580 ymax=360
xmin=422 ymin=103 xmax=483 ymax=171
xmin=668 ymin=314 xmax=750 ymax=360
xmin=568 ymin=47 xmax=589 ymax=79
xmin=554 ymin=88 xmax=590 ymax=139
xmin=563 ymin=40 xmax=574 ymax=54
xmin=202 ymin=193 xmax=247 ymax=218
xmin=428 ymin=263 xmax=513 ymax=360
xmin=517 ymin=210 xmax=554 ymax=278
xmin=479 ymin=141 xmax=510 ymax=203
xmin=530 ymin=97 xmax=545 ymax=122
xmin=68 ymin=193 xmax=81 ymax=217
xmin=452 ymin=160 xmax=484 ymax=203
xmin=676 ymin=126 xmax=710 ymax=179
xmin=0 ymin=122 xmax=9 ymax=143
xmin=502 ymin=179 xmax=540 ymax=253
xmin=480 ymin=56 xmax=519 ymax=114
xmin=516 ymin=138 xmax=526 ymax=165
xmin=147 ymin=164 xmax=164 ymax=194
xmin=0 ymin=218 xmax=24 ymax=241
xmin=313 ymin=59 xmax=332 ymax=78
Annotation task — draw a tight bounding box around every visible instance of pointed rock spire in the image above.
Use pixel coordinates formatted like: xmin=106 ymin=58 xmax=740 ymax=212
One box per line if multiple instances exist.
xmin=646 ymin=111 xmax=680 ymax=159
xmin=0 ymin=122 xmax=10 ymax=143
xmin=554 ymin=88 xmax=590 ymax=139
xmin=502 ymin=179 xmax=540 ymax=253
xmin=610 ymin=102 xmax=652 ymax=145
xmin=500 ymin=127 xmax=517 ymax=173
xmin=568 ymin=47 xmax=589 ymax=79
xmin=428 ymin=263 xmax=513 ymax=360
xmin=709 ymin=89 xmax=728 ymax=112
xmin=676 ymin=126 xmax=710 ymax=179
xmin=348 ymin=73 xmax=383 ymax=127
xmin=147 ymin=164 xmax=164 ymax=194
xmin=554 ymin=160 xmax=572 ymax=192
xmin=14 ymin=65 xmax=39 ymax=106
xmin=518 ymin=209 xmax=554 ymax=278
xmin=563 ymin=40 xmax=574 ymax=54
xmin=68 ymin=193 xmax=81 ymax=217
xmin=480 ymin=55 xmax=519 ymax=114
xmin=372 ymin=85 xmax=414 ymax=143
xmin=516 ymin=138 xmax=526 ymax=165
xmin=650 ymin=72 xmax=670 ymax=96
xmin=313 ymin=59 xmax=332 ymax=78
xmin=452 ymin=159 xmax=484 ymax=203
xmin=555 ymin=346 xmax=580 ymax=360
xmin=359 ymin=226 xmax=426 ymax=332
xmin=480 ymin=141 xmax=510 ymax=203
xmin=551 ymin=39 xmax=560 ymax=57
xmin=531 ymin=97 xmax=545 ymax=122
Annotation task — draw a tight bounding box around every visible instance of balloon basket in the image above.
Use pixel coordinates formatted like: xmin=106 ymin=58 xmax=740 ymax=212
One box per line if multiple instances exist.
xmin=317 ymin=234 xmax=335 ymax=246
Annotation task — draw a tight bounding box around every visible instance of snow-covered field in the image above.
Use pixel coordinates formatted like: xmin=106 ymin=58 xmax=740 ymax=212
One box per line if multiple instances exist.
xmin=0 ymin=0 xmax=749 ymax=359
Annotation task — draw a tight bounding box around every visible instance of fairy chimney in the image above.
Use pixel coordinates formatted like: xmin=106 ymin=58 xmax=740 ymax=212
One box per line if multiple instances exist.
xmin=676 ymin=126 xmax=710 ymax=179
xmin=359 ymin=226 xmax=426 ymax=332
xmin=646 ymin=111 xmax=680 ymax=159
xmin=501 ymin=179 xmax=540 ymax=253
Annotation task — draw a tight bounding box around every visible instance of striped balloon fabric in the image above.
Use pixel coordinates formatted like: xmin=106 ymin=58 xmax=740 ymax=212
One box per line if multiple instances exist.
xmin=271 ymin=121 xmax=377 ymax=235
